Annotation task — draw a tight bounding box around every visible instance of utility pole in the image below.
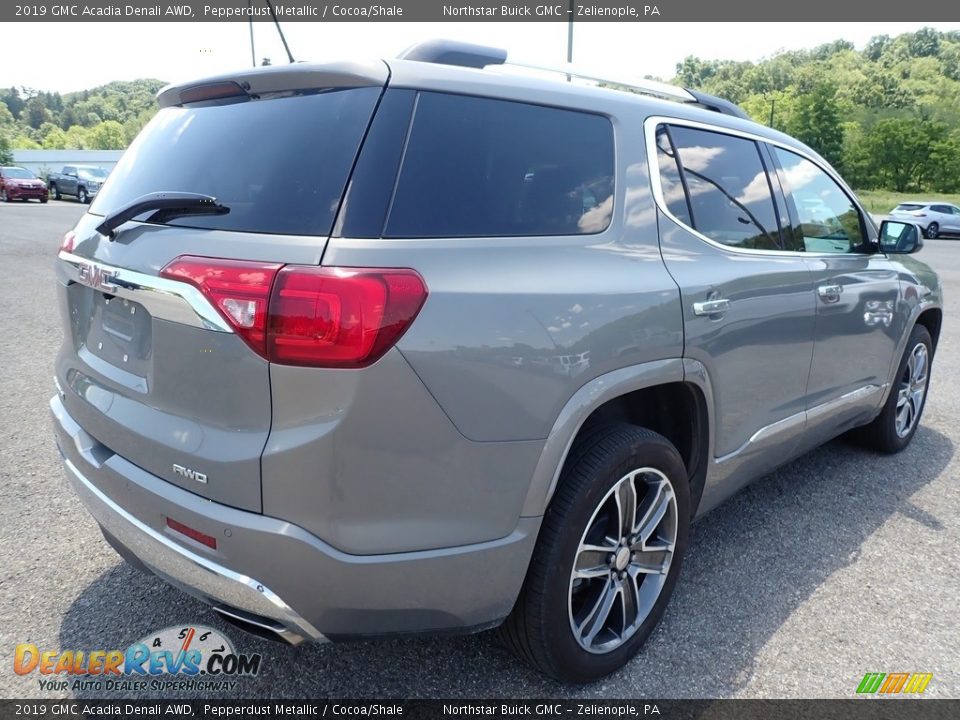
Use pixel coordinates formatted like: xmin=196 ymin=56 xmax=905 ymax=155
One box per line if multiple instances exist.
xmin=566 ymin=0 xmax=574 ymax=81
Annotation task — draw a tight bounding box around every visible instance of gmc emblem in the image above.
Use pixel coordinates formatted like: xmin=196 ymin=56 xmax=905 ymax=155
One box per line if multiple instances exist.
xmin=77 ymin=261 xmax=118 ymax=292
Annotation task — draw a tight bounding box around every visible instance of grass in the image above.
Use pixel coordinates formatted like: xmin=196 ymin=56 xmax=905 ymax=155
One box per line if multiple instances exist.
xmin=854 ymin=189 xmax=960 ymax=215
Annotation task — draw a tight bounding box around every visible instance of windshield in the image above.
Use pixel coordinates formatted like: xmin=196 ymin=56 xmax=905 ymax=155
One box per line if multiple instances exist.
xmin=78 ymin=168 xmax=109 ymax=181
xmin=90 ymin=87 xmax=381 ymax=236
xmin=3 ymin=167 xmax=35 ymax=179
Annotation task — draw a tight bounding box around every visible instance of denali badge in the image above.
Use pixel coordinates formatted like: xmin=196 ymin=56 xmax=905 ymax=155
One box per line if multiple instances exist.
xmin=173 ymin=464 xmax=208 ymax=484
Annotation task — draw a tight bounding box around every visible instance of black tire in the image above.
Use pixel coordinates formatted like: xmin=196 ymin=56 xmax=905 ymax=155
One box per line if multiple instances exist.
xmin=926 ymin=222 xmax=939 ymax=239
xmin=51 ymin=184 xmax=61 ymax=200
xmin=78 ymin=187 xmax=88 ymax=204
xmin=852 ymin=324 xmax=932 ymax=453
xmin=498 ymin=424 xmax=690 ymax=682
xmin=40 ymin=196 xmax=48 ymax=204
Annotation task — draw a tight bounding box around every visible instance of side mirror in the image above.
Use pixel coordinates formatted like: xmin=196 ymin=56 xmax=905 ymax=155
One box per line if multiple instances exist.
xmin=879 ymin=220 xmax=923 ymax=254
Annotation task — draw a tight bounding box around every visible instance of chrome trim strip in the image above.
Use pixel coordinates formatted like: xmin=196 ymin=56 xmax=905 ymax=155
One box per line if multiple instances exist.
xmin=643 ymin=115 xmax=875 ymax=259
xmin=716 ymin=384 xmax=886 ymax=464
xmin=62 ymin=454 xmax=325 ymax=644
xmin=806 ymin=383 xmax=886 ymax=424
xmin=57 ymin=251 xmax=232 ymax=333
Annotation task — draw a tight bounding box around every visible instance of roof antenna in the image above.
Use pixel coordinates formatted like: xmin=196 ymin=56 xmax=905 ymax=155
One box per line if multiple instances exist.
xmin=247 ymin=0 xmax=256 ymax=68
xmin=262 ymin=0 xmax=295 ymax=63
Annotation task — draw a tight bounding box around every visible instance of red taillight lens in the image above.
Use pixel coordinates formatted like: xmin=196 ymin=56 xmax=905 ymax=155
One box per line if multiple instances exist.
xmin=160 ymin=257 xmax=427 ymax=368
xmin=268 ymin=267 xmax=427 ymax=368
xmin=60 ymin=231 xmax=76 ymax=253
xmin=160 ymin=256 xmax=282 ymax=357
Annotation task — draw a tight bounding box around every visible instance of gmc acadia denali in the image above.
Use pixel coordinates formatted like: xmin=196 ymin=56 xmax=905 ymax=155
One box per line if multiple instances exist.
xmin=51 ymin=41 xmax=942 ymax=682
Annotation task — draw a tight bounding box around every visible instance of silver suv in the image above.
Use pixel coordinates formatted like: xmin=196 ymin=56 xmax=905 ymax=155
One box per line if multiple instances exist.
xmin=890 ymin=201 xmax=960 ymax=239
xmin=51 ymin=41 xmax=942 ymax=682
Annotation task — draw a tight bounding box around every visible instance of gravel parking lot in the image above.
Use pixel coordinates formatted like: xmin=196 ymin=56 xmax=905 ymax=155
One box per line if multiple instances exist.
xmin=1 ymin=200 xmax=958 ymax=699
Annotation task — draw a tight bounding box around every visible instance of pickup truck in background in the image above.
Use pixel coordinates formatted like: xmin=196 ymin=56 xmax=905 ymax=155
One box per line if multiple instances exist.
xmin=47 ymin=165 xmax=109 ymax=203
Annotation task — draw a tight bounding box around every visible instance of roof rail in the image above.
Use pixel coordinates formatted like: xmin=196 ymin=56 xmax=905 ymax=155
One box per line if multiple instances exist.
xmin=395 ymin=39 xmax=749 ymax=120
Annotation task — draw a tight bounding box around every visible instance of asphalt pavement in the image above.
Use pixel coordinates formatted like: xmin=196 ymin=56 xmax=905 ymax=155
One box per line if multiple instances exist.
xmin=1 ymin=200 xmax=958 ymax=699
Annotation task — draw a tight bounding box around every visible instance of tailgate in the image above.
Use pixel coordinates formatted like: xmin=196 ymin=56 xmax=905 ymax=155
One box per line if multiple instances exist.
xmin=54 ymin=64 xmax=386 ymax=512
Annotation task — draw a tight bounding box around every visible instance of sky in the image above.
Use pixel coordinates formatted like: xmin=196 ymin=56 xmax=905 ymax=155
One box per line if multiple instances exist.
xmin=3 ymin=22 xmax=959 ymax=94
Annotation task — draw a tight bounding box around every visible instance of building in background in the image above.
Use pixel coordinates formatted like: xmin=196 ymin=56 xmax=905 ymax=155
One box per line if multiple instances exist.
xmin=11 ymin=150 xmax=123 ymax=177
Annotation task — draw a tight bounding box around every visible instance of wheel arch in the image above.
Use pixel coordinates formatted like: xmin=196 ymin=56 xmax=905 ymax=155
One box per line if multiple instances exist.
xmin=521 ymin=359 xmax=712 ymax=519
xmin=915 ymin=307 xmax=942 ymax=353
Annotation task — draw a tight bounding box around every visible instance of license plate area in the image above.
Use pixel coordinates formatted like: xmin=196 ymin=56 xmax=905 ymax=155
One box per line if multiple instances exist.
xmin=82 ymin=290 xmax=153 ymax=376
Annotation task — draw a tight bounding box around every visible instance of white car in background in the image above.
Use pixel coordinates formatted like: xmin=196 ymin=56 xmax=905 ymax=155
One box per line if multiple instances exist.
xmin=890 ymin=201 xmax=960 ymax=239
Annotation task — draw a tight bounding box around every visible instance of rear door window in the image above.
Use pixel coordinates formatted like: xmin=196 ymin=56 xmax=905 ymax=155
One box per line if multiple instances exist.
xmin=384 ymin=92 xmax=615 ymax=238
xmin=664 ymin=125 xmax=782 ymax=251
xmin=90 ymin=87 xmax=382 ymax=236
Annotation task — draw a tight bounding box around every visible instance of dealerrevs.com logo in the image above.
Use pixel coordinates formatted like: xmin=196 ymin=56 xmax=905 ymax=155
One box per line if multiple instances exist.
xmin=14 ymin=625 xmax=261 ymax=693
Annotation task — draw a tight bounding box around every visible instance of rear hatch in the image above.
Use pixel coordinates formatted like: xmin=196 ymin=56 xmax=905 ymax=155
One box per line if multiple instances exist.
xmin=55 ymin=61 xmax=388 ymax=512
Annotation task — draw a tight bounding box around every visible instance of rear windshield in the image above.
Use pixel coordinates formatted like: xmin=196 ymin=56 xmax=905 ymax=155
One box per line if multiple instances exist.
xmin=90 ymin=88 xmax=381 ymax=236
xmin=894 ymin=204 xmax=924 ymax=211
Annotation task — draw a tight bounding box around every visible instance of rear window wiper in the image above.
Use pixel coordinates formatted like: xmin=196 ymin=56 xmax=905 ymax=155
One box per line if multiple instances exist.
xmin=96 ymin=192 xmax=229 ymax=239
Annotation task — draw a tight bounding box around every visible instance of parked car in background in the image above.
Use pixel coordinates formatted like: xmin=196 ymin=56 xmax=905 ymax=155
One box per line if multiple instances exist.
xmin=47 ymin=165 xmax=109 ymax=204
xmin=0 ymin=166 xmax=49 ymax=203
xmin=889 ymin=201 xmax=960 ymax=239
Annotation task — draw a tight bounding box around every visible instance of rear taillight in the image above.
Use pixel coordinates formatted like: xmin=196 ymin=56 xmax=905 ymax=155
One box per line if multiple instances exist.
xmin=60 ymin=231 xmax=76 ymax=253
xmin=161 ymin=257 xmax=427 ymax=368
xmin=268 ymin=266 xmax=427 ymax=368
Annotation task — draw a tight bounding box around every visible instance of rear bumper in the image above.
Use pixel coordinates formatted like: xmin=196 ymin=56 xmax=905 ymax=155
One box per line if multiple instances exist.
xmin=62 ymin=451 xmax=325 ymax=645
xmin=52 ymin=395 xmax=538 ymax=641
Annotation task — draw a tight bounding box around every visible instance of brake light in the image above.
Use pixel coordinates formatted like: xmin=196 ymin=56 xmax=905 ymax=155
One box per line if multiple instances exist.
xmin=60 ymin=231 xmax=76 ymax=253
xmin=268 ymin=266 xmax=427 ymax=367
xmin=161 ymin=257 xmax=281 ymax=357
xmin=160 ymin=257 xmax=427 ymax=368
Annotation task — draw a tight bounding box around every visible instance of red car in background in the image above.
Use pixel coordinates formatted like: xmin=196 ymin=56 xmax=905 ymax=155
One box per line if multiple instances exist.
xmin=0 ymin=166 xmax=49 ymax=203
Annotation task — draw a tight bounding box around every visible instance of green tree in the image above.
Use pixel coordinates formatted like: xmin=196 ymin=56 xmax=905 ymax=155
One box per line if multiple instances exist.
xmin=42 ymin=127 xmax=68 ymax=149
xmin=86 ymin=120 xmax=126 ymax=149
xmin=0 ymin=134 xmax=13 ymax=165
xmin=785 ymin=83 xmax=845 ymax=169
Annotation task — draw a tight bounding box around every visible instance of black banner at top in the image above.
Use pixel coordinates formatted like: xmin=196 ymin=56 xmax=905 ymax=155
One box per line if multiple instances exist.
xmin=4 ymin=0 xmax=960 ymax=23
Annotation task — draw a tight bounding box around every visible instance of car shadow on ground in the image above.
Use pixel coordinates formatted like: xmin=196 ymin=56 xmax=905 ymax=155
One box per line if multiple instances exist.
xmin=59 ymin=425 xmax=954 ymax=699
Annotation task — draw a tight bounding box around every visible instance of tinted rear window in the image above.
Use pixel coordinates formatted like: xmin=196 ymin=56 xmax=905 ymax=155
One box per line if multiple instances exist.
xmin=385 ymin=92 xmax=615 ymax=238
xmin=894 ymin=204 xmax=924 ymax=211
xmin=90 ymin=88 xmax=381 ymax=236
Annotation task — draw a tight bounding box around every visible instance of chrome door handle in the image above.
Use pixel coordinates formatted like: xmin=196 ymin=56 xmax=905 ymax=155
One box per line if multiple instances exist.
xmin=817 ymin=284 xmax=843 ymax=303
xmin=692 ymin=299 xmax=730 ymax=316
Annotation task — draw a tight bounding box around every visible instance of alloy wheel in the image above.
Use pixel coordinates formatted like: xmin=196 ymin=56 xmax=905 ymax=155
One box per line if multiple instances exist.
xmin=895 ymin=342 xmax=929 ymax=438
xmin=568 ymin=467 xmax=678 ymax=654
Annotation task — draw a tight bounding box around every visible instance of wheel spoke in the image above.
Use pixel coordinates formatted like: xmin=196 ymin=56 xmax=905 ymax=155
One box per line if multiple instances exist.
xmin=574 ymin=543 xmax=615 ymax=580
xmin=577 ymin=579 xmax=618 ymax=646
xmin=619 ymin=576 xmax=639 ymax=636
xmin=614 ymin=476 xmax=638 ymax=539
xmin=912 ymin=347 xmax=927 ymax=384
xmin=633 ymin=480 xmax=673 ymax=545
xmin=631 ymin=545 xmax=673 ymax=574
